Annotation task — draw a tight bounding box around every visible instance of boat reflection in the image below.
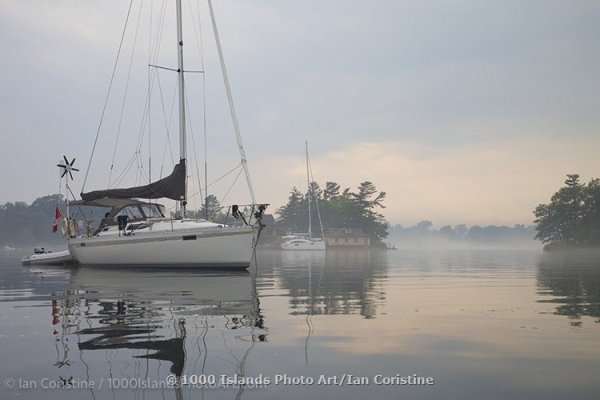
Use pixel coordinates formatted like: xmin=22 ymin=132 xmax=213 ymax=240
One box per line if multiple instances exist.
xmin=49 ymin=266 xmax=266 ymax=398
xmin=537 ymin=250 xmax=600 ymax=326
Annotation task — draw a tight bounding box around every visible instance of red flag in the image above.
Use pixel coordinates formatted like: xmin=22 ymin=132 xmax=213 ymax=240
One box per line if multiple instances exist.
xmin=52 ymin=206 xmax=61 ymax=233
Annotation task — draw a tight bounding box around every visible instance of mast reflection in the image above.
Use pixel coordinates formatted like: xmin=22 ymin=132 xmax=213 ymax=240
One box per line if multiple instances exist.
xmin=49 ymin=266 xmax=266 ymax=398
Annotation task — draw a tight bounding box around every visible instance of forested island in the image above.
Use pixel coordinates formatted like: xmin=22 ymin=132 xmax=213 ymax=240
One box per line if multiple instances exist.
xmin=534 ymin=174 xmax=600 ymax=250
xmin=276 ymin=181 xmax=389 ymax=246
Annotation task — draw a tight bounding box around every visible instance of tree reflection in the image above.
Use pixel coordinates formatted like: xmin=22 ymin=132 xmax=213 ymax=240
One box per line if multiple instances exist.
xmin=274 ymin=249 xmax=388 ymax=319
xmin=537 ymin=251 xmax=600 ymax=325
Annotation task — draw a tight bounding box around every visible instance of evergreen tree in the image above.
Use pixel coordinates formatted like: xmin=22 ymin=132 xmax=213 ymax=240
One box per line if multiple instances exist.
xmin=276 ymin=187 xmax=306 ymax=233
xmin=200 ymin=194 xmax=223 ymax=220
xmin=534 ymin=174 xmax=600 ymax=245
xmin=323 ymin=182 xmax=341 ymax=200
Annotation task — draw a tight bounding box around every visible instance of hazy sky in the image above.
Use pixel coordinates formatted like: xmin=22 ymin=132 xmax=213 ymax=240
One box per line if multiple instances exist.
xmin=1 ymin=0 xmax=599 ymax=226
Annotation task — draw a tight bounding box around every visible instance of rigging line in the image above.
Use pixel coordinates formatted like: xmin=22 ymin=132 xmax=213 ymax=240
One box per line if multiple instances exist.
xmin=126 ymin=0 xmax=166 ymax=177
xmin=108 ymin=0 xmax=144 ymax=189
xmin=127 ymin=74 xmax=157 ymax=182
xmin=192 ymin=0 xmax=210 ymax=218
xmin=202 ymin=71 xmax=208 ymax=219
xmin=208 ymin=0 xmax=256 ymax=205
xmin=308 ymin=151 xmax=325 ymax=239
xmin=190 ymin=0 xmax=209 ymax=217
xmin=106 ymin=0 xmax=166 ymax=190
xmin=109 ymin=34 xmax=165 ymax=186
xmin=150 ymin=0 xmax=168 ymax=68
xmin=135 ymin=154 xmax=140 ymax=186
xmin=137 ymin=157 xmax=150 ymax=184
xmin=66 ymin=186 xmax=87 ymax=223
xmin=82 ymin=0 xmax=134 ymax=193
xmin=147 ymin=64 xmax=178 ymax=72
xmin=148 ymin=67 xmax=151 ymax=190
xmin=184 ymin=85 xmax=204 ymax=212
xmin=112 ymin=151 xmax=138 ymax=187
xmin=112 ymin=150 xmax=139 ymax=187
xmin=157 ymin=70 xmax=177 ymax=179
xmin=205 ymin=164 xmax=242 ymax=191
xmin=147 ymin=3 xmax=152 ymax=189
xmin=306 ymin=141 xmax=312 ymax=238
xmin=189 ymin=0 xmax=205 ymax=60
xmin=208 ymin=167 xmax=243 ymax=220
xmin=145 ymin=0 xmax=168 ymax=186
xmin=148 ymin=0 xmax=153 ymax=67
xmin=148 ymin=0 xmax=168 ymax=187
xmin=182 ymin=164 xmax=242 ymax=206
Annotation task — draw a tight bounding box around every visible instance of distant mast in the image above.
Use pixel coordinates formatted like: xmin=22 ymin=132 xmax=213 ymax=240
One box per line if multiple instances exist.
xmin=306 ymin=141 xmax=312 ymax=239
xmin=176 ymin=0 xmax=187 ymax=216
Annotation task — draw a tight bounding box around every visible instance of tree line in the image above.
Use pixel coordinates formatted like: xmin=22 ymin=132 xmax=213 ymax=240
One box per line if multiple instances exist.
xmin=276 ymin=181 xmax=389 ymax=244
xmin=388 ymin=221 xmax=537 ymax=248
xmin=534 ymin=174 xmax=600 ymax=247
xmin=0 ymin=194 xmax=66 ymax=247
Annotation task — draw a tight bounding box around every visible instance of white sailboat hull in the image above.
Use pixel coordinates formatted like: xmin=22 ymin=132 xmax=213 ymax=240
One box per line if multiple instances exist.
xmin=69 ymin=226 xmax=255 ymax=268
xmin=281 ymin=238 xmax=326 ymax=251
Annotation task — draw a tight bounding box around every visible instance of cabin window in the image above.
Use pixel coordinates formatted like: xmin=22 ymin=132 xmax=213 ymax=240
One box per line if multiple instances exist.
xmin=140 ymin=204 xmax=165 ymax=219
xmin=114 ymin=206 xmax=144 ymax=222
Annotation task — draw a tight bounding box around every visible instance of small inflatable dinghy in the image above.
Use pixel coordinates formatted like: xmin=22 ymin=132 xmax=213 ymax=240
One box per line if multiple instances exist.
xmin=21 ymin=248 xmax=75 ymax=266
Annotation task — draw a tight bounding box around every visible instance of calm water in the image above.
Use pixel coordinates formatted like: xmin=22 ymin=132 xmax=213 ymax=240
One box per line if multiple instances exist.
xmin=1 ymin=248 xmax=599 ymax=399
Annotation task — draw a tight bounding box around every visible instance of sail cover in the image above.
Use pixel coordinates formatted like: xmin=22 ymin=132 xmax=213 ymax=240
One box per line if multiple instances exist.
xmin=81 ymin=162 xmax=185 ymax=201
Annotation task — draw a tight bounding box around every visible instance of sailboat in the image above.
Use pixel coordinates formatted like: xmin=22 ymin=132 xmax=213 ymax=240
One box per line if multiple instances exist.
xmin=281 ymin=142 xmax=326 ymax=251
xmin=66 ymin=0 xmax=267 ymax=268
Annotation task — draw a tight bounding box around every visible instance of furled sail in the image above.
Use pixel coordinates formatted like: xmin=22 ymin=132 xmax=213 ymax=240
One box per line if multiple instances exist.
xmin=81 ymin=162 xmax=185 ymax=201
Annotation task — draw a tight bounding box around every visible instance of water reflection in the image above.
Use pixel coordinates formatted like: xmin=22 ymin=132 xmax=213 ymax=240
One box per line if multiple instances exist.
xmin=4 ymin=248 xmax=600 ymax=399
xmin=263 ymin=250 xmax=388 ymax=319
xmin=36 ymin=266 xmax=266 ymax=399
xmin=537 ymin=250 xmax=600 ymax=325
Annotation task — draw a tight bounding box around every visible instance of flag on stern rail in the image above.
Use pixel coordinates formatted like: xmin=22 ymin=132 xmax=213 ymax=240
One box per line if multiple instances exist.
xmin=52 ymin=206 xmax=62 ymax=233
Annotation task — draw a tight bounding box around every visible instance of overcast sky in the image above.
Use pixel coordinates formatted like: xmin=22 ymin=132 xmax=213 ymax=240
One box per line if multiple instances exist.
xmin=1 ymin=0 xmax=599 ymax=226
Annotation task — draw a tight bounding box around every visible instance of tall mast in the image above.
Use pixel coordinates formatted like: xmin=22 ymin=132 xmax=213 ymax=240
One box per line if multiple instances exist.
xmin=176 ymin=0 xmax=187 ymax=216
xmin=306 ymin=141 xmax=312 ymax=239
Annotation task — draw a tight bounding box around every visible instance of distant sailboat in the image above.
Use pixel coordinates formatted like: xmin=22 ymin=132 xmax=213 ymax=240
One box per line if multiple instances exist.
xmin=281 ymin=142 xmax=326 ymax=251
